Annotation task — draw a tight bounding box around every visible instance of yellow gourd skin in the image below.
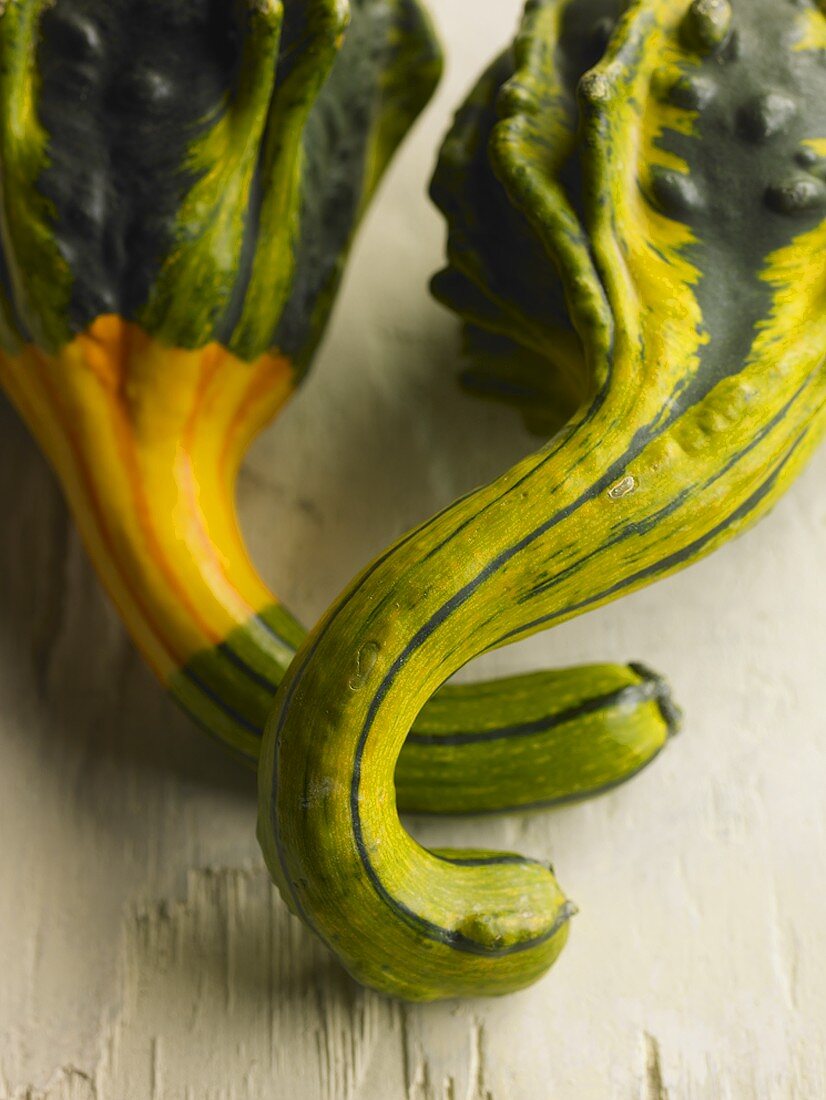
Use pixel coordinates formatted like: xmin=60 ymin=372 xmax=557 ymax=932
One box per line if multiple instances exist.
xmin=258 ymin=0 xmax=826 ymax=1000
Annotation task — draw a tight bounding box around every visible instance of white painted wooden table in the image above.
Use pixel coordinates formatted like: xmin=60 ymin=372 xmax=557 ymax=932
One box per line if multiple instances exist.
xmin=1 ymin=3 xmax=825 ymax=1096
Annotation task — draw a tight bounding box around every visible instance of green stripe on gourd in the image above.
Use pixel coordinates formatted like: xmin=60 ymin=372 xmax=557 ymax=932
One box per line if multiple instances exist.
xmin=395 ymin=661 xmax=678 ymax=814
xmin=3 ymin=0 xmax=442 ymax=365
xmin=0 ymin=0 xmax=678 ymax=818
xmin=0 ymin=0 xmax=71 ymax=351
xmin=174 ymin=616 xmax=679 ymax=813
xmin=228 ymin=0 xmax=350 ymax=359
xmin=258 ymin=0 xmax=826 ymax=1000
xmin=139 ymin=0 xmax=288 ymax=351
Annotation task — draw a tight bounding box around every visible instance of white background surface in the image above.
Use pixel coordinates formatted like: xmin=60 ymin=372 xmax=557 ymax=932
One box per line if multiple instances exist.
xmin=1 ymin=2 xmax=825 ymax=1096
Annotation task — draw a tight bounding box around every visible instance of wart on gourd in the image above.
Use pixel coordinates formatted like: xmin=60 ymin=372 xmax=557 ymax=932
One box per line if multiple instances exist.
xmin=0 ymin=0 xmax=679 ymax=829
xmin=257 ymin=0 xmax=826 ymax=1001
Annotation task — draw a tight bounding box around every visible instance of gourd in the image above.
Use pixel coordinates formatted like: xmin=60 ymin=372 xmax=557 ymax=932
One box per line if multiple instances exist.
xmin=0 ymin=0 xmax=679 ymax=814
xmin=258 ymin=0 xmax=826 ymax=1000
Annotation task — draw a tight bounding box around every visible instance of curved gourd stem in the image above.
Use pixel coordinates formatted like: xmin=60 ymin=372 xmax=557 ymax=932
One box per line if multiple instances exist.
xmin=258 ymin=0 xmax=826 ymax=999
xmin=0 ymin=0 xmax=679 ymax=813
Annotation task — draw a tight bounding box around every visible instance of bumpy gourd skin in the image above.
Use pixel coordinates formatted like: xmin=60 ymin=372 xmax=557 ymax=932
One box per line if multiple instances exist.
xmin=0 ymin=0 xmax=679 ymax=813
xmin=258 ymin=0 xmax=826 ymax=1000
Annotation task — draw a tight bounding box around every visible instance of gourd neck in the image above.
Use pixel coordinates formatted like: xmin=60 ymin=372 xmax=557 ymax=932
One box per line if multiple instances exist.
xmin=0 ymin=316 xmax=302 ymax=758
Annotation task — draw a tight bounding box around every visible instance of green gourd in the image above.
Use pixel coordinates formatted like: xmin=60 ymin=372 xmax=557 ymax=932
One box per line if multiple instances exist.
xmin=0 ymin=0 xmax=678 ymax=816
xmin=258 ymin=0 xmax=826 ymax=1000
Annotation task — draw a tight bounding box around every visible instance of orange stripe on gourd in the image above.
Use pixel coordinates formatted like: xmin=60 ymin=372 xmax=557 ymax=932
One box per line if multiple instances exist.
xmin=1 ymin=317 xmax=295 ymax=675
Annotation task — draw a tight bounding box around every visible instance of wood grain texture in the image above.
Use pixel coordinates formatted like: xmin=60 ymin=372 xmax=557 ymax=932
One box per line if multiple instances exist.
xmin=1 ymin=1 xmax=825 ymax=1094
